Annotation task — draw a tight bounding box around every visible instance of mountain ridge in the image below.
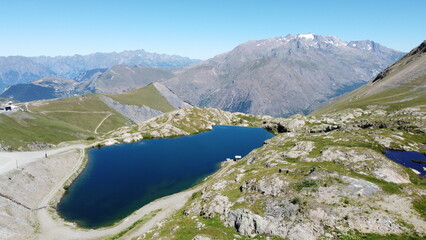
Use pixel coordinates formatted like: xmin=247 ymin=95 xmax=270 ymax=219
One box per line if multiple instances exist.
xmin=0 ymin=65 xmax=176 ymax=101
xmin=0 ymin=49 xmax=200 ymax=92
xmin=164 ymin=34 xmax=404 ymax=117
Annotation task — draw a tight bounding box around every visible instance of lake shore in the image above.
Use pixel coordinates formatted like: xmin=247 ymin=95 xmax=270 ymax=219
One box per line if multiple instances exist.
xmin=0 ymin=108 xmax=258 ymax=239
xmin=0 ymin=141 xmax=237 ymax=240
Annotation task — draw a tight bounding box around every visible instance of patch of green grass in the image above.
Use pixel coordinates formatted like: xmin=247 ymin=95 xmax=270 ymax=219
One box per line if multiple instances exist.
xmin=232 ymin=199 xmax=265 ymax=216
xmin=105 ymin=209 xmax=160 ymax=240
xmin=142 ymin=133 xmax=153 ymax=139
xmin=340 ymin=230 xmax=424 ymax=240
xmin=232 ymin=114 xmax=263 ymax=127
xmin=290 ymin=197 xmax=300 ymax=204
xmin=411 ymin=160 xmax=426 ymax=164
xmin=351 ymin=172 xmax=402 ymax=194
xmin=412 ymin=195 xmax=426 ymax=221
xmin=107 ymin=84 xmax=175 ymax=112
xmin=295 ymin=180 xmax=317 ymax=191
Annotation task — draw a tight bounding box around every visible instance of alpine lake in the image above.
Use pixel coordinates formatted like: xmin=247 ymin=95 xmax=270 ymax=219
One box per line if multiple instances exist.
xmin=385 ymin=149 xmax=426 ymax=177
xmin=57 ymin=125 xmax=273 ymax=228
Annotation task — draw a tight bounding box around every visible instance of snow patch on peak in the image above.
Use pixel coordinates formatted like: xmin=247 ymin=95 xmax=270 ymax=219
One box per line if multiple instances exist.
xmin=298 ymin=33 xmax=314 ymax=40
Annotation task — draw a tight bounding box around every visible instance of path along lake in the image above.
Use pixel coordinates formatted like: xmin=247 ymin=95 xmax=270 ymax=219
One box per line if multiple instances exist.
xmin=57 ymin=125 xmax=273 ymax=228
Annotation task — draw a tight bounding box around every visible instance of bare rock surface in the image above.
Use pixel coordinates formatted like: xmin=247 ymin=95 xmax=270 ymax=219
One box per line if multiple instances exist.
xmin=101 ymin=96 xmax=163 ymax=123
xmin=153 ymin=82 xmax=192 ymax=109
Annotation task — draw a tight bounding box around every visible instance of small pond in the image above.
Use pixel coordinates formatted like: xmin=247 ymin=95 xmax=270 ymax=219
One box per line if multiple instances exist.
xmin=385 ymin=149 xmax=426 ymax=177
xmin=57 ymin=125 xmax=273 ymax=228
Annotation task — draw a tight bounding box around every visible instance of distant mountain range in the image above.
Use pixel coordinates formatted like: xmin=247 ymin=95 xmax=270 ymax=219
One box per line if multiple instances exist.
xmin=0 ymin=49 xmax=200 ymax=92
xmin=1 ymin=34 xmax=406 ymax=117
xmin=165 ymin=34 xmax=404 ymax=116
xmin=0 ymin=65 xmax=176 ymax=101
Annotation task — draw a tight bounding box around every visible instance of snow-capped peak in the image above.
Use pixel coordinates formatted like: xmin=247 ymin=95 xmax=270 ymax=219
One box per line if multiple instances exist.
xmin=298 ymin=33 xmax=315 ymax=40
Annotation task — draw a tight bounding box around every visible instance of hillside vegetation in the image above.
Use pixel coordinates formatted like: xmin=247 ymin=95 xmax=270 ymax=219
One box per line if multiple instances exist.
xmin=0 ymin=83 xmax=182 ymax=150
xmin=107 ymin=83 xmax=175 ymax=112
xmin=315 ymin=40 xmax=426 ymax=115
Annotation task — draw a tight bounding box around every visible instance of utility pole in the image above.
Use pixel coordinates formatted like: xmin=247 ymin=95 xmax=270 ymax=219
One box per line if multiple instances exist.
xmin=15 ymin=158 xmax=18 ymax=169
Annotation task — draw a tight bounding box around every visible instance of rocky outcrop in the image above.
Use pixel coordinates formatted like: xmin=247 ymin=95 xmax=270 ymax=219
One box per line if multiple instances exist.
xmin=262 ymin=115 xmax=306 ymax=133
xmin=138 ymin=107 xmax=233 ymax=138
xmin=241 ymin=175 xmax=289 ymax=197
xmin=305 ymin=147 xmax=411 ymax=184
xmin=226 ymin=209 xmax=291 ymax=238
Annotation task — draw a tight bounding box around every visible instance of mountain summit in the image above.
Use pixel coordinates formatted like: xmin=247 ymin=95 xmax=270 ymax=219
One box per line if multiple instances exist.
xmin=165 ymin=34 xmax=404 ymax=117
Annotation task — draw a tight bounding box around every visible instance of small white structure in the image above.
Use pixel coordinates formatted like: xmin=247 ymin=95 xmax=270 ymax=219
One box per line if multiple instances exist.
xmin=0 ymin=101 xmax=20 ymax=113
xmin=235 ymin=155 xmax=242 ymax=161
xmin=104 ymin=139 xmax=118 ymax=146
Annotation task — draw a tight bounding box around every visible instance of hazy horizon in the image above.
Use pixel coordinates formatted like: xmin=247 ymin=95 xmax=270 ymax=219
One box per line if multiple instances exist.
xmin=1 ymin=0 xmax=425 ymax=59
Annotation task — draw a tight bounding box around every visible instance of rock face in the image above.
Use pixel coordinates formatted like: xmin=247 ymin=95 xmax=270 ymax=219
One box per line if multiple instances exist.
xmin=152 ymin=82 xmax=192 ymax=109
xmin=165 ymin=34 xmax=404 ymax=117
xmin=101 ymin=96 xmax=163 ymax=123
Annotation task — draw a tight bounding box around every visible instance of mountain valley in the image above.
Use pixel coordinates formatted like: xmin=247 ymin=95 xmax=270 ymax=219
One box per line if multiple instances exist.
xmin=0 ymin=39 xmax=424 ymax=240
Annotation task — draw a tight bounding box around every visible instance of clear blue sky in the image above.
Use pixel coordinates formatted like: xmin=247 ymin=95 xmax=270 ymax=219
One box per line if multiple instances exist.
xmin=0 ymin=0 xmax=425 ymax=59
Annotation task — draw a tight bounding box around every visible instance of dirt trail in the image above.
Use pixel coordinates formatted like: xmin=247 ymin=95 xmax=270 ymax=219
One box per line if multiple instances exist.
xmin=0 ymin=144 xmax=86 ymax=175
xmin=37 ymin=148 xmax=85 ymax=209
xmin=94 ymin=113 xmax=113 ymax=134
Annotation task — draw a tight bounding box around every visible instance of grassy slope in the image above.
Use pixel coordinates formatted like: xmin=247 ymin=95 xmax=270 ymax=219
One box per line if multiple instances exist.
xmin=0 ymin=113 xmax=84 ymax=148
xmin=314 ymin=84 xmax=426 ymax=115
xmin=0 ymin=95 xmax=130 ymax=149
xmin=0 ymin=83 xmax=180 ymax=149
xmin=107 ymin=83 xmax=175 ymax=112
xmin=313 ymin=43 xmax=426 ymax=116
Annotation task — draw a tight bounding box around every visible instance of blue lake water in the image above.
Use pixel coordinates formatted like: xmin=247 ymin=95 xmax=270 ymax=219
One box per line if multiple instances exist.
xmin=385 ymin=149 xmax=426 ymax=177
xmin=57 ymin=125 xmax=273 ymax=228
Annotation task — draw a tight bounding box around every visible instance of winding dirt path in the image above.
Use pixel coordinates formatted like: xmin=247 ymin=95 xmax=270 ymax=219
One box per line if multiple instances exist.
xmin=94 ymin=113 xmax=113 ymax=134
